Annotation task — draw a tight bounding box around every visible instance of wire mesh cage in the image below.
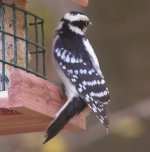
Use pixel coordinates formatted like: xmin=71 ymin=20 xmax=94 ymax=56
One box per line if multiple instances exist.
xmin=0 ymin=2 xmax=46 ymax=91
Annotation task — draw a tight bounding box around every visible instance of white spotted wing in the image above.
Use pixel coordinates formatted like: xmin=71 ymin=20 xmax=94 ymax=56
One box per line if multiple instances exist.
xmin=54 ymin=36 xmax=110 ymax=127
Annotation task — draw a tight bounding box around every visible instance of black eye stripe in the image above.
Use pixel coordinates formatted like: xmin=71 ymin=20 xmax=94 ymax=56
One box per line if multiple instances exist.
xmin=72 ymin=21 xmax=85 ymax=30
xmin=61 ymin=18 xmax=89 ymax=25
xmin=72 ymin=21 xmax=83 ymax=25
xmin=73 ymin=21 xmax=89 ymax=28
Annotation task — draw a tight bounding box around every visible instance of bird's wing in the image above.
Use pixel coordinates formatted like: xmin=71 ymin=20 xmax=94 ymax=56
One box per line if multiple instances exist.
xmin=54 ymin=37 xmax=110 ymax=127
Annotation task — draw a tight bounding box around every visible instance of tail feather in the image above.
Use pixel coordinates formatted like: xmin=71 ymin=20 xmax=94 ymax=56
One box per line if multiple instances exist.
xmin=43 ymin=97 xmax=86 ymax=144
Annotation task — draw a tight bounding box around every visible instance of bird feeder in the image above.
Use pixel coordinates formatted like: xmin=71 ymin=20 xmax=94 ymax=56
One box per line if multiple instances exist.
xmin=0 ymin=0 xmax=86 ymax=135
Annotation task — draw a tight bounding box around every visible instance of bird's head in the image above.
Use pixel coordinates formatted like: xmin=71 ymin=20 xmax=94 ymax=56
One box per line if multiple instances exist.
xmin=56 ymin=11 xmax=92 ymax=35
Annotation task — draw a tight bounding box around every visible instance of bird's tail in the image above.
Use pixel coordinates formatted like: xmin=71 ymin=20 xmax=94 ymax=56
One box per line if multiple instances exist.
xmin=43 ymin=97 xmax=86 ymax=144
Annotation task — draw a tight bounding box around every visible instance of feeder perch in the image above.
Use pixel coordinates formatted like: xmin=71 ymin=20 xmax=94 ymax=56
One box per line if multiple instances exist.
xmin=0 ymin=0 xmax=86 ymax=135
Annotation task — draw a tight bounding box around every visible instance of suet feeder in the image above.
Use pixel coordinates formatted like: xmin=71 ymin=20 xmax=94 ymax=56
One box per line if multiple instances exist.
xmin=0 ymin=0 xmax=86 ymax=135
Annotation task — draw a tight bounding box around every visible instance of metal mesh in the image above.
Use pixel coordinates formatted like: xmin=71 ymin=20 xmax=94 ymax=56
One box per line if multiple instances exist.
xmin=0 ymin=2 xmax=46 ymax=90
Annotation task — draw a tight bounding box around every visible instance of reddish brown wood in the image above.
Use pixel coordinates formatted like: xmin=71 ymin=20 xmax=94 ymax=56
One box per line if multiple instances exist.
xmin=0 ymin=68 xmax=86 ymax=135
xmin=72 ymin=0 xmax=89 ymax=7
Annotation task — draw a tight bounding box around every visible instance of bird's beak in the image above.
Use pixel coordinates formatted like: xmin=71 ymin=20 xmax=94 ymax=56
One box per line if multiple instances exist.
xmin=89 ymin=21 xmax=93 ymax=26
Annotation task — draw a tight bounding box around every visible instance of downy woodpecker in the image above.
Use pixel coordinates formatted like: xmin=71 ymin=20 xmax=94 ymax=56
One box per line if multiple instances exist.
xmin=43 ymin=11 xmax=110 ymax=143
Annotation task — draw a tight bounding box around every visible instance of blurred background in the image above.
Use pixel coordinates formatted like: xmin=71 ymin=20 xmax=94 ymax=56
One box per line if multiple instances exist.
xmin=1 ymin=0 xmax=150 ymax=151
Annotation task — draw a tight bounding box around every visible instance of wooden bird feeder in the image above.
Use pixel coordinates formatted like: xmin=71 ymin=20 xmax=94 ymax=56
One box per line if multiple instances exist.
xmin=0 ymin=0 xmax=86 ymax=135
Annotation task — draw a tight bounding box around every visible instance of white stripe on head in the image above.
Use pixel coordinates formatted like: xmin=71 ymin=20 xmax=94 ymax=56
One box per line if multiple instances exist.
xmin=68 ymin=24 xmax=84 ymax=35
xmin=64 ymin=12 xmax=89 ymax=22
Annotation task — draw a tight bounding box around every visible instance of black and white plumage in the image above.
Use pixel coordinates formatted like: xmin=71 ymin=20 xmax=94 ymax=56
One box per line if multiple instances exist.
xmin=44 ymin=11 xmax=110 ymax=143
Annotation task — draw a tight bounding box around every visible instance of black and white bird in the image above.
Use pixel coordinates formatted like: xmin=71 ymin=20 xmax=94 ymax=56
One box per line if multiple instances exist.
xmin=43 ymin=11 xmax=110 ymax=143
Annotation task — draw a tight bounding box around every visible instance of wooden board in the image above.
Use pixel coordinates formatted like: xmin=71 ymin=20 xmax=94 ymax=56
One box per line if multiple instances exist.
xmin=72 ymin=0 xmax=89 ymax=7
xmin=0 ymin=68 xmax=86 ymax=135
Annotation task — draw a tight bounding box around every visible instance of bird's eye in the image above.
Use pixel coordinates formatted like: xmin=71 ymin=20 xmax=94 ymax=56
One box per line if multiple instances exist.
xmin=85 ymin=21 xmax=89 ymax=26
